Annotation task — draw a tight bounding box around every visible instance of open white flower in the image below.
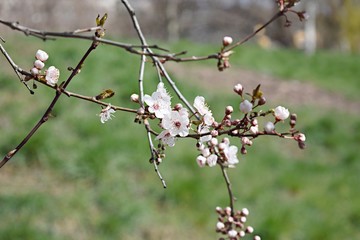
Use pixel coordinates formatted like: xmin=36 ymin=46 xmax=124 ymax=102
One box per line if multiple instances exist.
xmin=156 ymin=130 xmax=175 ymax=147
xmin=223 ymin=141 xmax=239 ymax=167
xmin=194 ymin=96 xmax=214 ymax=126
xmin=206 ymin=154 xmax=218 ymax=167
xmin=274 ymin=106 xmax=290 ymax=121
xmin=99 ymin=104 xmax=115 ymax=123
xmin=144 ymin=82 xmax=171 ymax=119
xmin=162 ymin=108 xmax=189 ymax=137
xmin=194 ymin=96 xmax=210 ymax=115
xmin=198 ymin=125 xmax=212 ymax=143
xmin=45 ymin=66 xmax=60 ymax=86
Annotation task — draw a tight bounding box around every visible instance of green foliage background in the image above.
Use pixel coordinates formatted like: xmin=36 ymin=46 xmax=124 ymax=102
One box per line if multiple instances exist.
xmin=0 ymin=37 xmax=359 ymax=240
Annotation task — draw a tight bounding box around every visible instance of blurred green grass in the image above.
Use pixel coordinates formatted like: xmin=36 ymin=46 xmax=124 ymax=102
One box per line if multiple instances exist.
xmin=0 ymin=36 xmax=359 ymax=240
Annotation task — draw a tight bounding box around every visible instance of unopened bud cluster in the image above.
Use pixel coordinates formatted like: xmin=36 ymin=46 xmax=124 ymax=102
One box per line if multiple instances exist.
xmin=30 ymin=49 xmax=60 ymax=86
xmin=218 ymin=36 xmax=234 ymax=71
xmin=215 ymin=206 xmax=260 ymax=240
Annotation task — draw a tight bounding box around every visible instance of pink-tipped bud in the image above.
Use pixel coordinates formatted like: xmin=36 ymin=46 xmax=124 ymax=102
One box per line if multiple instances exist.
xmin=222 ymin=36 xmax=233 ymax=46
xmin=241 ymin=207 xmax=249 ymax=216
xmin=254 ymin=235 xmax=262 ymax=240
xmin=246 ymin=226 xmax=254 ymax=234
xmin=225 ymin=105 xmax=234 ymax=115
xmin=233 ymin=83 xmax=243 ymax=95
xmin=34 ymin=60 xmax=45 ymax=70
xmin=173 ymin=103 xmax=183 ymax=111
xmin=258 ymin=96 xmax=266 ymax=106
xmin=130 ymin=93 xmax=139 ymax=103
xmin=211 ymin=130 xmax=219 ymax=137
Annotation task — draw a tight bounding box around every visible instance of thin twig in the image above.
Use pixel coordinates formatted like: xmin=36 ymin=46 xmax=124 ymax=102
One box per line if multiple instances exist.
xmin=121 ymin=0 xmax=199 ymax=119
xmin=224 ymin=6 xmax=289 ymax=52
xmin=0 ymin=39 xmax=99 ymax=168
xmin=121 ymin=0 xmax=168 ymax=187
xmin=0 ymin=42 xmax=34 ymax=94
xmin=220 ymin=165 xmax=235 ymax=216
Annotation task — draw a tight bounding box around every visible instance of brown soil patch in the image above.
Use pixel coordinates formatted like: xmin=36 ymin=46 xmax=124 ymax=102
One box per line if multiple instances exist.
xmin=167 ymin=63 xmax=360 ymax=115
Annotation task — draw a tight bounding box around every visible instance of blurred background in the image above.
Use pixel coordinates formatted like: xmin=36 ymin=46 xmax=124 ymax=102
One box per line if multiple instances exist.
xmin=0 ymin=0 xmax=359 ymax=239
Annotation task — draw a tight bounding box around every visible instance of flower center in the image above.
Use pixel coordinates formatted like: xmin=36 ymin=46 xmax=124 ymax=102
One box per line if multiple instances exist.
xmin=174 ymin=121 xmax=181 ymax=128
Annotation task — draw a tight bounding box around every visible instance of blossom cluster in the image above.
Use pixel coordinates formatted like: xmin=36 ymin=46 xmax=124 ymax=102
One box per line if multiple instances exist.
xmin=30 ymin=49 xmax=60 ymax=86
xmin=138 ymin=82 xmax=305 ymax=169
xmin=215 ymin=206 xmax=260 ymax=240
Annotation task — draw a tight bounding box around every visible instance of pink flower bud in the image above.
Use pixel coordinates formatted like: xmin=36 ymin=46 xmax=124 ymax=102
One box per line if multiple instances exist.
xmin=233 ymin=83 xmax=243 ymax=95
xmin=222 ymin=36 xmax=233 ymax=46
xmin=225 ymin=105 xmax=233 ymax=115
xmin=246 ymin=226 xmax=254 ymax=234
xmin=211 ymin=130 xmax=219 ymax=137
xmin=298 ymin=133 xmax=306 ymax=142
xmin=35 ymin=49 xmax=49 ymax=62
xmin=241 ymin=207 xmax=249 ymax=216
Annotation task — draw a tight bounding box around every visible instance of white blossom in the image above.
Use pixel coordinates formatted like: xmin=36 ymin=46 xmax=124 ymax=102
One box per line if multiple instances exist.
xmin=198 ymin=125 xmax=212 ymax=143
xmin=201 ymin=147 xmax=211 ymax=158
xmin=45 ymin=66 xmax=60 ymax=86
xmin=196 ymin=155 xmax=207 ymax=167
xmin=207 ymin=154 xmax=218 ymax=167
xmin=194 ymin=96 xmax=209 ymax=115
xmin=203 ymin=113 xmax=215 ymax=126
xmin=223 ymin=141 xmax=239 ymax=167
xmin=274 ymin=106 xmax=290 ymax=121
xmin=162 ymin=108 xmax=189 ymax=137
xmin=99 ymin=104 xmax=115 ymax=123
xmin=156 ymin=130 xmax=175 ymax=147
xmin=239 ymin=99 xmax=253 ymax=114
xmin=250 ymin=125 xmax=259 ymax=134
xmin=35 ymin=49 xmax=49 ymax=62
xmin=194 ymin=96 xmax=214 ymax=126
xmin=144 ymin=82 xmax=171 ymax=119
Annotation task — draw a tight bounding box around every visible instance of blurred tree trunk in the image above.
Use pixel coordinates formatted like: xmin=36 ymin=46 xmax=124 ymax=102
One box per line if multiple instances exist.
xmin=166 ymin=0 xmax=180 ymax=42
xmin=304 ymin=1 xmax=317 ymax=54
